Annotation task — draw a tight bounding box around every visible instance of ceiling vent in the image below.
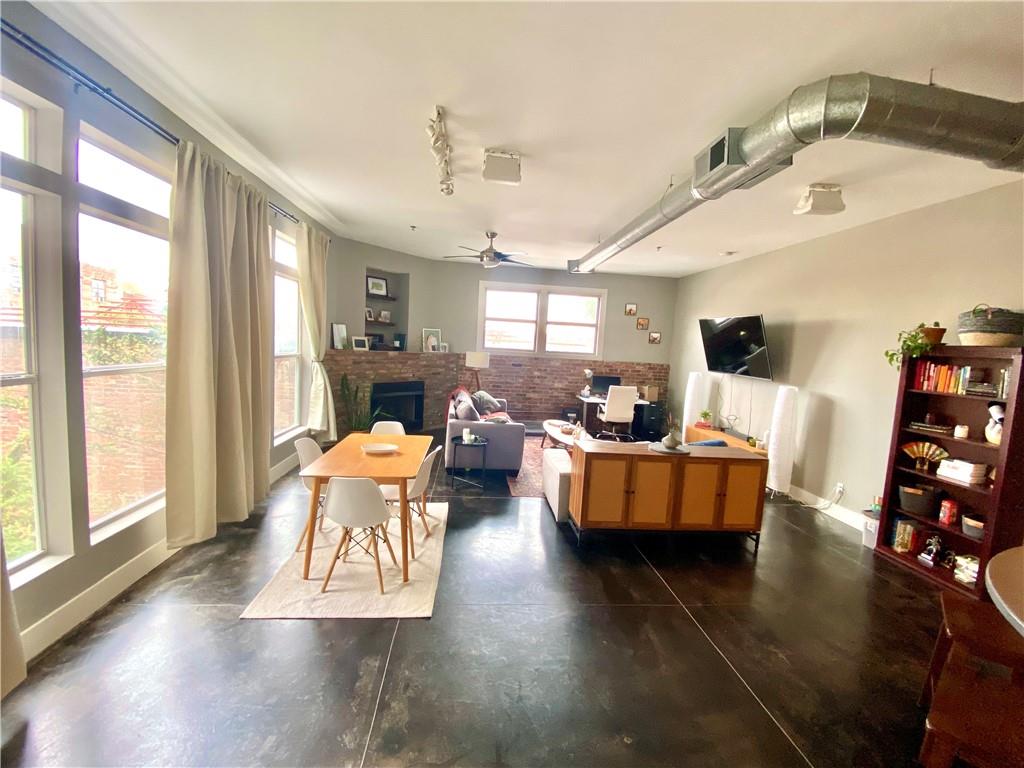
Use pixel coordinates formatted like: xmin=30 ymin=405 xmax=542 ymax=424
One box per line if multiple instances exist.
xmin=483 ymin=149 xmax=521 ymax=185
xmin=693 ymin=128 xmax=792 ymax=193
xmin=793 ymin=183 xmax=846 ymax=215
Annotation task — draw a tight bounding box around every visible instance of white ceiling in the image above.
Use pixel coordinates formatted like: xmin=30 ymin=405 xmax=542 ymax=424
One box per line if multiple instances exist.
xmin=43 ymin=2 xmax=1023 ymax=277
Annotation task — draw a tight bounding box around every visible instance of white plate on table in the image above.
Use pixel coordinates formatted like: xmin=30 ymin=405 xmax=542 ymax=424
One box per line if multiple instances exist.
xmin=362 ymin=443 xmax=399 ymax=455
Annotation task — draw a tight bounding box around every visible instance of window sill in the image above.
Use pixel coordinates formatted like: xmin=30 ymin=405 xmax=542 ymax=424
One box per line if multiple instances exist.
xmin=89 ymin=496 xmax=165 ymax=546
xmin=274 ymin=425 xmax=309 ymax=448
xmin=10 ymin=552 xmax=74 ymax=590
xmin=482 ymin=348 xmax=604 ymax=361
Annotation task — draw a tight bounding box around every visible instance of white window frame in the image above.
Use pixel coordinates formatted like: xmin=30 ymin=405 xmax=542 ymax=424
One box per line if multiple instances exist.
xmin=476 ymin=281 xmax=607 ymax=360
xmin=76 ymin=127 xmax=172 ymax=532
xmin=270 ymin=227 xmax=305 ymax=441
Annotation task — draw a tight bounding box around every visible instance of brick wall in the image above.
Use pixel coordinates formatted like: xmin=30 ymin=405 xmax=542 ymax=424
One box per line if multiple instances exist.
xmin=323 ymin=350 xmax=670 ymax=433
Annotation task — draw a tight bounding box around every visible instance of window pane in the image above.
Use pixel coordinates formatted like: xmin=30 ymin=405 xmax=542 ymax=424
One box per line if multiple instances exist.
xmin=79 ymin=214 xmax=169 ymax=368
xmin=546 ymin=323 xmax=597 ymax=354
xmin=273 ymin=356 xmax=299 ymax=434
xmin=548 ymin=293 xmax=599 ymax=324
xmin=274 ymin=232 xmax=297 ymax=268
xmin=1 ymin=384 xmax=41 ymax=562
xmin=78 ymin=139 xmax=171 ymax=218
xmin=0 ymin=99 xmax=26 ymax=160
xmin=84 ymin=369 xmax=165 ymax=522
xmin=274 ymin=275 xmax=300 ymax=355
xmin=0 ymin=189 xmax=27 ymax=374
xmin=484 ymin=319 xmax=536 ymax=351
xmin=485 ymin=290 xmax=537 ymax=321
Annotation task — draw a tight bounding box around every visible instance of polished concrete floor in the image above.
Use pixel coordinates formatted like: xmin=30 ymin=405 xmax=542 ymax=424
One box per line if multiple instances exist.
xmin=1 ymin=458 xmax=942 ymax=767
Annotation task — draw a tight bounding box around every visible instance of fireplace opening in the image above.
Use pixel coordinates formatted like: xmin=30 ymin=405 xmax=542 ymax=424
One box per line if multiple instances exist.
xmin=370 ymin=380 xmax=425 ymax=432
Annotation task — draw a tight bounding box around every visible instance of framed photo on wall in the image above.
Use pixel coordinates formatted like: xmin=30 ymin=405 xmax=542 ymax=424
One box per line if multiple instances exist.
xmin=637 ymin=317 xmax=650 ymax=330
xmin=367 ymin=275 xmax=389 ymax=297
xmin=422 ymin=328 xmax=442 ymax=352
xmin=625 ymin=303 xmax=638 ymax=316
xmin=648 ymin=331 xmax=662 ymax=344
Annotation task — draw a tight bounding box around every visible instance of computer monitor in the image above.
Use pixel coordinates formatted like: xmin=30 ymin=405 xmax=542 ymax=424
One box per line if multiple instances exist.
xmin=591 ymin=375 xmax=621 ymax=397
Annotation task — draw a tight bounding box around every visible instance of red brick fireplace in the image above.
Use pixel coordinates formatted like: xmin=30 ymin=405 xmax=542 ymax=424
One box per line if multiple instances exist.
xmin=322 ymin=350 xmax=670 ymax=433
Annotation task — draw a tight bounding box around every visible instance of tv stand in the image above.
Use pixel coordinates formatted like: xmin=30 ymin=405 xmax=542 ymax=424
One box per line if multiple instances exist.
xmin=685 ymin=425 xmax=768 ymax=457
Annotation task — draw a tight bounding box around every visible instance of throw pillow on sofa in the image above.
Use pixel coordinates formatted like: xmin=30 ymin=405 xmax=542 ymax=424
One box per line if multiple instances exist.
xmin=483 ymin=412 xmax=511 ymax=424
xmin=455 ymin=394 xmax=481 ymax=421
xmin=472 ymin=390 xmax=501 ymax=415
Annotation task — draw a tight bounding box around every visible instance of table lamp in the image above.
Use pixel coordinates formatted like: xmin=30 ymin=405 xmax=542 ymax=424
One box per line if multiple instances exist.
xmin=465 ymin=351 xmax=490 ymax=392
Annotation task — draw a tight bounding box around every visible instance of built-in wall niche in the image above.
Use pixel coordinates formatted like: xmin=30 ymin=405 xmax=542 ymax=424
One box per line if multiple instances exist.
xmin=364 ymin=267 xmax=409 ymax=350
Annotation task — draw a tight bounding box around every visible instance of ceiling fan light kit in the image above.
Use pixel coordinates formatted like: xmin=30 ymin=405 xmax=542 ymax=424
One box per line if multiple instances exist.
xmin=444 ymin=231 xmax=532 ymax=269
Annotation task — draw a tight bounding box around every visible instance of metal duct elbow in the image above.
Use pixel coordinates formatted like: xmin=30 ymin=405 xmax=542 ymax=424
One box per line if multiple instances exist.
xmin=570 ymin=71 xmax=1024 ymax=273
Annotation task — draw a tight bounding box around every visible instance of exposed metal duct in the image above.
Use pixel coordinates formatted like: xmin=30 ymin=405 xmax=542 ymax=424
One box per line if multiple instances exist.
xmin=569 ymin=72 xmax=1024 ymax=273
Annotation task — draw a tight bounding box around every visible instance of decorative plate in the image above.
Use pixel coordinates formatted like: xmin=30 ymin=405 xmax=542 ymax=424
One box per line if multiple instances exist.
xmin=362 ymin=443 xmax=399 ymax=455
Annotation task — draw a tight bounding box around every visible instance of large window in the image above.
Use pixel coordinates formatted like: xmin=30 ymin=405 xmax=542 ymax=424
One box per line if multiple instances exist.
xmin=1 ymin=189 xmax=43 ymax=564
xmin=272 ymin=230 xmax=302 ymax=437
xmin=0 ymin=98 xmax=28 ymax=160
xmin=77 ymin=137 xmax=170 ymax=526
xmin=478 ymin=282 xmax=606 ymax=358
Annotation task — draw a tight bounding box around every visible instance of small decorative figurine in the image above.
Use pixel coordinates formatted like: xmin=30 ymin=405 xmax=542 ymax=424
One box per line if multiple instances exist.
xmin=901 ymin=441 xmax=950 ymax=472
xmin=985 ymin=403 xmax=1004 ymax=446
xmin=917 ymin=535 xmax=943 ymax=568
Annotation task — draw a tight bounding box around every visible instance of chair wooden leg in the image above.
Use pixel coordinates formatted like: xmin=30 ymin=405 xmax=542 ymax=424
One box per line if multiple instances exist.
xmin=920 ymin=622 xmax=951 ymax=709
xmin=918 ymin=724 xmax=957 ymax=768
xmin=320 ymin=528 xmax=350 ymax=593
xmin=419 ymin=493 xmax=431 ymax=537
xmin=371 ymin=526 xmax=385 ymax=595
xmin=380 ymin=525 xmax=398 ymax=566
xmin=342 ymin=526 xmax=353 ymax=562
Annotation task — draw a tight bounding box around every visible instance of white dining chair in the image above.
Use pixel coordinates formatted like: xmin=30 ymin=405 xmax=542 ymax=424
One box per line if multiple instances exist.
xmin=320 ymin=477 xmax=398 ymax=595
xmin=381 ymin=445 xmax=442 ymax=559
xmin=598 ymin=385 xmax=639 ymax=433
xmin=370 ymin=421 xmax=406 ymax=435
xmin=294 ymin=437 xmax=327 ymax=552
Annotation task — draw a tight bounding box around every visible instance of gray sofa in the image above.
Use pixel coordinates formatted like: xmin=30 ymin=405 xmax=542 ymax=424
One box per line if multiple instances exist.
xmin=445 ymin=395 xmax=525 ymax=473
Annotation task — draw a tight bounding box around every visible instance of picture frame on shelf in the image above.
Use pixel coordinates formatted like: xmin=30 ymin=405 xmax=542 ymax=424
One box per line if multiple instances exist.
xmin=367 ymin=275 xmax=389 ymax=297
xmin=439 ymin=342 xmax=450 ymax=353
xmin=365 ymin=307 xmax=375 ymax=321
xmin=625 ymin=303 xmax=638 ymax=316
xmin=331 ymin=323 xmax=348 ymax=350
xmin=352 ymin=336 xmax=370 ymax=351
xmin=394 ymin=332 xmax=407 ymax=351
xmin=637 ymin=317 xmax=650 ymax=330
xmin=379 ymin=309 xmax=392 ymax=323
xmin=649 ymin=331 xmax=662 ymax=344
xmin=422 ymin=328 xmax=442 ymax=352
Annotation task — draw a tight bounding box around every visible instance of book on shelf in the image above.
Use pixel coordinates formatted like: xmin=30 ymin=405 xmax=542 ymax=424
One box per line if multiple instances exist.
xmin=936 ymin=458 xmax=988 ymax=484
xmin=912 ymin=361 xmax=1013 ymax=399
xmin=908 ymin=421 xmax=954 ymax=436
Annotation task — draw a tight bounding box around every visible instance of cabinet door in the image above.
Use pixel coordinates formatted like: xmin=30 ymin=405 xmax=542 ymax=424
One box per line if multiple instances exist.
xmin=582 ymin=455 xmax=629 ymax=526
xmin=720 ymin=461 xmax=766 ymax=530
xmin=628 ymin=456 xmax=675 ymax=529
xmin=677 ymin=460 xmax=721 ymax=528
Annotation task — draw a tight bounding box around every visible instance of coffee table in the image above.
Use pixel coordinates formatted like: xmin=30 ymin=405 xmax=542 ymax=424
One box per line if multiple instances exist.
xmin=541 ymin=419 xmax=577 ymax=449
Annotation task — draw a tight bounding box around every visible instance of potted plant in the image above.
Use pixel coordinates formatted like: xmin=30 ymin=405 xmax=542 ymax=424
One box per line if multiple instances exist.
xmin=884 ymin=323 xmax=935 ymax=368
xmin=696 ymin=409 xmax=713 ymax=429
xmin=337 ymin=374 xmax=383 ymax=433
xmin=662 ymin=412 xmax=682 ymax=449
xmin=921 ymin=321 xmax=946 ymax=345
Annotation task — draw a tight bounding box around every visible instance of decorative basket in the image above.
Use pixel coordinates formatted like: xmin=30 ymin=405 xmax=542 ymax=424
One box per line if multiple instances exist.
xmin=957 ymin=304 xmax=1024 ymax=346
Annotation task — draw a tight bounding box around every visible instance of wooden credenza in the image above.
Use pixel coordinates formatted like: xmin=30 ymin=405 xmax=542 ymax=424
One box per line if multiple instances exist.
xmin=568 ymin=440 xmax=768 ymax=535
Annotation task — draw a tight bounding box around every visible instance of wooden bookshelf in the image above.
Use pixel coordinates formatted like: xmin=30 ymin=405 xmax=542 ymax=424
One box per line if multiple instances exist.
xmin=877 ymin=345 xmax=1023 ymax=600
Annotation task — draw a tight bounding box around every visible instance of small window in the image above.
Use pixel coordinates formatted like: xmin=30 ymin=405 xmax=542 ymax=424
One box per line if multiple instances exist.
xmin=273 ymin=273 xmax=302 ymax=435
xmin=77 ymin=138 xmax=171 ymax=218
xmin=482 ymin=289 xmax=538 ymax=351
xmin=478 ymin=282 xmax=605 ymax=358
xmin=0 ymin=98 xmax=27 ymax=160
xmin=273 ymin=231 xmax=298 ymax=269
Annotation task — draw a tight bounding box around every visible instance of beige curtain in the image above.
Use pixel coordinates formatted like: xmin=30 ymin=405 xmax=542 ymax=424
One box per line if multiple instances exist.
xmin=296 ymin=223 xmax=336 ymax=442
xmin=1 ymin=540 xmax=27 ymax=698
xmin=166 ymin=141 xmax=272 ymax=547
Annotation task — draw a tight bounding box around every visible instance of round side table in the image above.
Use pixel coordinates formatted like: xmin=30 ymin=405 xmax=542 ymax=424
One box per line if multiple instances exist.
xmin=986 ymin=546 xmax=1024 ymax=637
xmin=450 ymin=436 xmax=489 ymax=489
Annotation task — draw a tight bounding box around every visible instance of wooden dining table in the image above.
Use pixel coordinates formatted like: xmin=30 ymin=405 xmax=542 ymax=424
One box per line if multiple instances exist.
xmin=299 ymin=433 xmax=433 ymax=583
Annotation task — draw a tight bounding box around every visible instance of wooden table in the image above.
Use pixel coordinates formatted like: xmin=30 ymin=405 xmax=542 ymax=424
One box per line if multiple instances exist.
xmin=541 ymin=419 xmax=576 ymax=449
xmin=684 ymin=424 xmax=768 ymax=456
xmin=986 ymin=546 xmax=1024 ymax=637
xmin=299 ymin=433 xmax=433 ymax=583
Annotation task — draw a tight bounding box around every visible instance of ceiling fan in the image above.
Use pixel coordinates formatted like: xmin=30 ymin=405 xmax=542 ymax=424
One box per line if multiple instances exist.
xmin=444 ymin=231 xmax=531 ymax=269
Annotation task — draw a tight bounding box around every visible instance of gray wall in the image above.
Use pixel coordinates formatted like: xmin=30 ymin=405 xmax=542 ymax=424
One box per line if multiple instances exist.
xmin=326 ymin=237 xmax=678 ymax=363
xmin=668 ymin=181 xmax=1024 ymax=510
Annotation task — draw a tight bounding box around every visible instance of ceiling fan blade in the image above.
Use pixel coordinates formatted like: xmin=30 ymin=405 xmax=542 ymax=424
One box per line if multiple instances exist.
xmin=498 ymin=257 xmax=533 ymax=267
xmin=443 ymin=255 xmax=478 ymax=260
xmin=496 ymin=250 xmax=527 ymax=257
xmin=458 ymin=245 xmax=480 ymax=252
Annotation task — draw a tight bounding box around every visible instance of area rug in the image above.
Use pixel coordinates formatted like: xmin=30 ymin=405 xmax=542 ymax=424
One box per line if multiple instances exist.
xmin=507 ymin=436 xmax=546 ymax=497
xmin=241 ymin=503 xmax=448 ymax=619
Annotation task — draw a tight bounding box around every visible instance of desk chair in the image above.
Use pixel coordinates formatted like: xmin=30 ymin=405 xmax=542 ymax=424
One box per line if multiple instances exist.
xmin=598 ymin=385 xmax=638 ymax=434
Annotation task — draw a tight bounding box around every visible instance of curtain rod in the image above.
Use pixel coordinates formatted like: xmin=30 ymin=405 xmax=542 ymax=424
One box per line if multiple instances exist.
xmin=1 ymin=18 xmax=302 ymax=225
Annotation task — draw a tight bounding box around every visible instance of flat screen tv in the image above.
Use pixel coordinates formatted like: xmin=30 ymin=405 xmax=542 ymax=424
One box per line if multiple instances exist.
xmin=698 ymin=316 xmax=773 ymax=380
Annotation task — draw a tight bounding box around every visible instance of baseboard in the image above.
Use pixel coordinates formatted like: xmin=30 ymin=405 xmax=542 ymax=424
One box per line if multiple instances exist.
xmin=788 ymin=485 xmax=864 ymax=531
xmin=19 ymin=539 xmax=177 ymax=661
xmin=271 ymin=452 xmax=300 ymax=484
